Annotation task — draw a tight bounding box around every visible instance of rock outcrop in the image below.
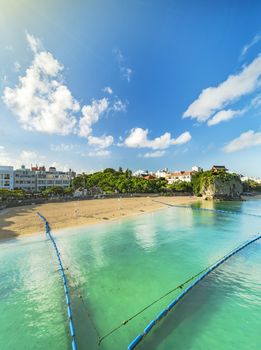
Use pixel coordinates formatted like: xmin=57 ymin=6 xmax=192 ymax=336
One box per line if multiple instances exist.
xmin=201 ymin=176 xmax=243 ymax=200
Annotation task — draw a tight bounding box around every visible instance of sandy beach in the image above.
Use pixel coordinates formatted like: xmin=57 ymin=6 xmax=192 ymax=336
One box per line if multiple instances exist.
xmin=0 ymin=196 xmax=200 ymax=240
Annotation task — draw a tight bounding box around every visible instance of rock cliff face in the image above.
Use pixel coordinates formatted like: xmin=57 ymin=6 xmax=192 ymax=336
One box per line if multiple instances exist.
xmin=201 ymin=176 xmax=243 ymax=200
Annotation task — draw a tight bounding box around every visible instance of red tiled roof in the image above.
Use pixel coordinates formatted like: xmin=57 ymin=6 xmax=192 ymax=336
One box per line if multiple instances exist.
xmin=144 ymin=175 xmax=156 ymax=180
xmin=167 ymin=170 xmax=195 ymax=177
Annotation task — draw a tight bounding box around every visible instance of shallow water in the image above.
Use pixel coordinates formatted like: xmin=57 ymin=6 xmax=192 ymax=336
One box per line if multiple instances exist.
xmin=0 ymin=200 xmax=260 ymax=350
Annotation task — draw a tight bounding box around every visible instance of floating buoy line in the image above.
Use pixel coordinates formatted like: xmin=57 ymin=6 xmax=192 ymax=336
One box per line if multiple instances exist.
xmin=37 ymin=203 xmax=260 ymax=350
xmin=37 ymin=212 xmax=77 ymax=350
xmin=152 ymin=199 xmax=261 ymax=218
xmin=127 ymin=233 xmax=261 ymax=349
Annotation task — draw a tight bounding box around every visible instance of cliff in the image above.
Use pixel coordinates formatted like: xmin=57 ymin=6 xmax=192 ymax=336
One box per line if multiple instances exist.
xmin=192 ymin=171 xmax=243 ymax=200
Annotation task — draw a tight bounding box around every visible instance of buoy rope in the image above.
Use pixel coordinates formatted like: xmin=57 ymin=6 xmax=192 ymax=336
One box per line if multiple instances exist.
xmin=127 ymin=233 xmax=261 ymax=350
xmin=98 ymin=234 xmax=260 ymax=345
xmin=98 ymin=263 xmax=211 ymax=345
xmin=79 ymin=295 xmax=101 ymax=340
xmin=152 ymin=199 xmax=261 ymax=218
xmin=37 ymin=212 xmax=77 ymax=350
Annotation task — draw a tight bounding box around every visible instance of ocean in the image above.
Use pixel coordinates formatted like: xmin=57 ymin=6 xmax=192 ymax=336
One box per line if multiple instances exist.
xmin=0 ymin=199 xmax=260 ymax=350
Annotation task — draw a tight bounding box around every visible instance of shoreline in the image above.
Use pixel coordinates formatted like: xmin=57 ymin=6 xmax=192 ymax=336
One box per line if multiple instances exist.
xmin=0 ymin=196 xmax=200 ymax=241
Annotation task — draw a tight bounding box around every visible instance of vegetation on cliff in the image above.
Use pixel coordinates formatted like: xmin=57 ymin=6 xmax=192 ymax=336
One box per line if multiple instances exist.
xmin=191 ymin=170 xmax=243 ymax=199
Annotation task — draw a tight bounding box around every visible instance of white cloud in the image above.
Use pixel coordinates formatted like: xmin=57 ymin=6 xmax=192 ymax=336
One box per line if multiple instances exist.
xmin=122 ymin=67 xmax=132 ymax=82
xmin=78 ymin=98 xmax=109 ymax=137
xmin=103 ymin=86 xmax=113 ymax=94
xmin=171 ymin=131 xmax=192 ymax=145
xmin=241 ymin=33 xmax=261 ymax=58
xmin=21 ymin=150 xmax=38 ymax=161
xmin=3 ymin=33 xmax=79 ymax=135
xmin=183 ymin=54 xmax=261 ymax=122
xmin=20 ymin=150 xmax=46 ymax=165
xmin=14 ymin=61 xmax=21 ymax=72
xmin=26 ymin=32 xmax=42 ymax=53
xmin=112 ymin=99 xmax=127 ymax=112
xmin=50 ymin=143 xmax=78 ymax=152
xmin=0 ymin=146 xmax=12 ymax=166
xmin=113 ymin=48 xmax=133 ymax=82
xmin=50 ymin=161 xmax=70 ymax=172
xmin=124 ymin=128 xmax=169 ymax=149
xmin=223 ymin=130 xmax=261 ymax=152
xmin=143 ymin=150 xmax=166 ymax=158
xmin=207 ymin=109 xmax=243 ymax=126
xmin=250 ymin=94 xmax=261 ymax=107
xmin=87 ymin=150 xmax=110 ymax=157
xmin=123 ymin=128 xmax=191 ymax=149
xmin=0 ymin=147 xmax=45 ymax=168
xmin=3 ymin=33 xmax=127 ymax=161
xmin=1 ymin=75 xmax=8 ymax=85
xmin=87 ymin=135 xmax=114 ymax=149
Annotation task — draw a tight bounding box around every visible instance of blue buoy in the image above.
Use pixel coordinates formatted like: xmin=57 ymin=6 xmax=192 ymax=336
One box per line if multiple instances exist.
xmin=127 ymin=233 xmax=261 ymax=349
xmin=72 ymin=339 xmax=77 ymax=350
xmin=36 ymin=211 xmax=78 ymax=350
xmin=69 ymin=319 xmax=75 ymax=337
xmin=68 ymin=306 xmax=72 ymax=319
xmin=144 ymin=320 xmax=156 ymax=334
xmin=128 ymin=335 xmax=143 ymax=350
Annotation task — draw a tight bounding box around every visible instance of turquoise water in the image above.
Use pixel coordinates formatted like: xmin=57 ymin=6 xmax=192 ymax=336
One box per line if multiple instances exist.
xmin=0 ymin=199 xmax=260 ymax=350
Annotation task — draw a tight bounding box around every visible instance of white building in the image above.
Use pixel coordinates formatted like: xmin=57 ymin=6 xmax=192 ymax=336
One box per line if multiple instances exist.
xmin=14 ymin=165 xmax=36 ymax=192
xmin=165 ymin=166 xmax=202 ymax=184
xmin=240 ymin=175 xmax=261 ymax=184
xmin=33 ymin=166 xmax=72 ymax=191
xmin=192 ymin=166 xmax=203 ymax=172
xmin=1 ymin=164 xmax=75 ymax=192
xmin=166 ymin=170 xmax=195 ymax=184
xmin=133 ymin=169 xmax=148 ymax=177
xmin=155 ymin=168 xmax=168 ymax=179
xmin=0 ymin=166 xmax=14 ymax=190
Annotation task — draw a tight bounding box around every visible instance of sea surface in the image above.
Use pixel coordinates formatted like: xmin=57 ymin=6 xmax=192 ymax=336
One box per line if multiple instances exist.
xmin=0 ymin=199 xmax=260 ymax=350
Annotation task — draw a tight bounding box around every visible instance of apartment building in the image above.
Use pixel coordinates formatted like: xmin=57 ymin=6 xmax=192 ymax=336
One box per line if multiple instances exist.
xmin=14 ymin=165 xmax=36 ymax=191
xmin=0 ymin=166 xmax=14 ymax=190
xmin=165 ymin=166 xmax=203 ymax=184
xmin=155 ymin=168 xmax=168 ymax=179
xmin=8 ymin=165 xmax=76 ymax=192
xmin=34 ymin=166 xmax=72 ymax=191
xmin=133 ymin=169 xmax=148 ymax=177
xmin=166 ymin=170 xmax=195 ymax=184
xmin=240 ymin=175 xmax=261 ymax=184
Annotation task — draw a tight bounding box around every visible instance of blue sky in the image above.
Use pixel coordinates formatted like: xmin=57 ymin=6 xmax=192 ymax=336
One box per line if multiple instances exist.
xmin=0 ymin=0 xmax=261 ymax=176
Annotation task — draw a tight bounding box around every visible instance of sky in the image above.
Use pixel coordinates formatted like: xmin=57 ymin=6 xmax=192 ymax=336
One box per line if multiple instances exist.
xmin=0 ymin=0 xmax=261 ymax=176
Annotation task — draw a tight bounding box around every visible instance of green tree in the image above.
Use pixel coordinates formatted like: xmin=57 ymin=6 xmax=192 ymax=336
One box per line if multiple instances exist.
xmin=42 ymin=186 xmax=65 ymax=197
xmin=125 ymin=168 xmax=132 ymax=178
xmin=170 ymin=181 xmax=193 ymax=193
xmin=243 ymin=179 xmax=261 ymax=192
xmin=72 ymin=174 xmax=86 ymax=189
